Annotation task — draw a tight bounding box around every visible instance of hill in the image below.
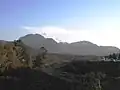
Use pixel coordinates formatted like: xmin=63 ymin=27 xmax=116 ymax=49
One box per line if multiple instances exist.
xmin=19 ymin=34 xmax=120 ymax=56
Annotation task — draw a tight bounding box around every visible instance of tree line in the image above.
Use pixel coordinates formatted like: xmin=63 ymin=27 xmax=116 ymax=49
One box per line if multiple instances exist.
xmin=104 ymin=53 xmax=120 ymax=60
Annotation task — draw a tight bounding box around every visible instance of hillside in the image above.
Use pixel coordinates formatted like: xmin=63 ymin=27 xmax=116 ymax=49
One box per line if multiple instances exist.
xmin=0 ymin=61 xmax=120 ymax=90
xmin=0 ymin=37 xmax=120 ymax=90
xmin=19 ymin=34 xmax=120 ymax=56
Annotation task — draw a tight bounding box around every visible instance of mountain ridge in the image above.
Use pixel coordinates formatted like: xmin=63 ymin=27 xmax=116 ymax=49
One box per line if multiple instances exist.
xmin=18 ymin=34 xmax=120 ymax=56
xmin=0 ymin=34 xmax=119 ymax=56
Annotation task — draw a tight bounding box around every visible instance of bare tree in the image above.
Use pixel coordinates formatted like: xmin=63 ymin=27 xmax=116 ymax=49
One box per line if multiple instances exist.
xmin=32 ymin=46 xmax=48 ymax=68
xmin=40 ymin=46 xmax=47 ymax=59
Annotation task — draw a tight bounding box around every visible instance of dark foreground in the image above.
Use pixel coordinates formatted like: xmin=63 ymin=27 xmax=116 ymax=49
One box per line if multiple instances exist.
xmin=0 ymin=61 xmax=120 ymax=90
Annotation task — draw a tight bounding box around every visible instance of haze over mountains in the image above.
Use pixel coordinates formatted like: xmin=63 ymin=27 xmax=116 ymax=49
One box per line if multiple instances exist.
xmin=18 ymin=34 xmax=120 ymax=56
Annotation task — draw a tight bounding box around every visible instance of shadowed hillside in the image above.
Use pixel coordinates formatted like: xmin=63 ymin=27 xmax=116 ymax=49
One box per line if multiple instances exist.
xmin=0 ymin=61 xmax=120 ymax=90
xmin=0 ymin=68 xmax=74 ymax=90
xmin=53 ymin=61 xmax=120 ymax=90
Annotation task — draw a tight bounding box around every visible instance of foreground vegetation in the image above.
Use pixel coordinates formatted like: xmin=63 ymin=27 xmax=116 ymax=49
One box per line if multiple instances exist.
xmin=0 ymin=39 xmax=120 ymax=90
xmin=0 ymin=61 xmax=120 ymax=90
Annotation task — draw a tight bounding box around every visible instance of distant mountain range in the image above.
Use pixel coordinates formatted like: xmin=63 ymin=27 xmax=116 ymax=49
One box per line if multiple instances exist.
xmin=18 ymin=34 xmax=120 ymax=56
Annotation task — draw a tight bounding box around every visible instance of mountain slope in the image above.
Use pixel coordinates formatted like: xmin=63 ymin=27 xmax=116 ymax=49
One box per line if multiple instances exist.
xmin=18 ymin=34 xmax=120 ymax=56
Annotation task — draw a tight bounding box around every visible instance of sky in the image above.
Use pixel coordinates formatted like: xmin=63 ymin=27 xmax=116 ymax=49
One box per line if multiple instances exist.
xmin=1 ymin=0 xmax=120 ymax=47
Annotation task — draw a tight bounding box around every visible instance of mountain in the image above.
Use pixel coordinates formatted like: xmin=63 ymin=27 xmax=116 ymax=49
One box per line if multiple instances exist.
xmin=19 ymin=34 xmax=45 ymax=49
xmin=18 ymin=34 xmax=120 ymax=56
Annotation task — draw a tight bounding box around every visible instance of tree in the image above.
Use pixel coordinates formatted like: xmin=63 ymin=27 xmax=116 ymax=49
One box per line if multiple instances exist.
xmin=118 ymin=53 xmax=120 ymax=60
xmin=112 ymin=53 xmax=117 ymax=60
xmin=32 ymin=47 xmax=47 ymax=68
xmin=40 ymin=47 xmax=47 ymax=59
xmin=108 ymin=54 xmax=113 ymax=60
xmin=14 ymin=40 xmax=22 ymax=46
xmin=32 ymin=54 xmax=43 ymax=68
xmin=104 ymin=56 xmax=108 ymax=60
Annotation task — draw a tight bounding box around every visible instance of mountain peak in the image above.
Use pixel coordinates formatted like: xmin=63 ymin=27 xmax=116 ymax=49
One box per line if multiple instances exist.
xmin=80 ymin=41 xmax=94 ymax=44
xmin=70 ymin=40 xmax=98 ymax=47
xmin=20 ymin=34 xmax=45 ymax=39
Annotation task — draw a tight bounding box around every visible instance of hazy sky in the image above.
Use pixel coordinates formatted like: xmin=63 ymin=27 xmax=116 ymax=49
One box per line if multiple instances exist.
xmin=1 ymin=0 xmax=120 ymax=47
